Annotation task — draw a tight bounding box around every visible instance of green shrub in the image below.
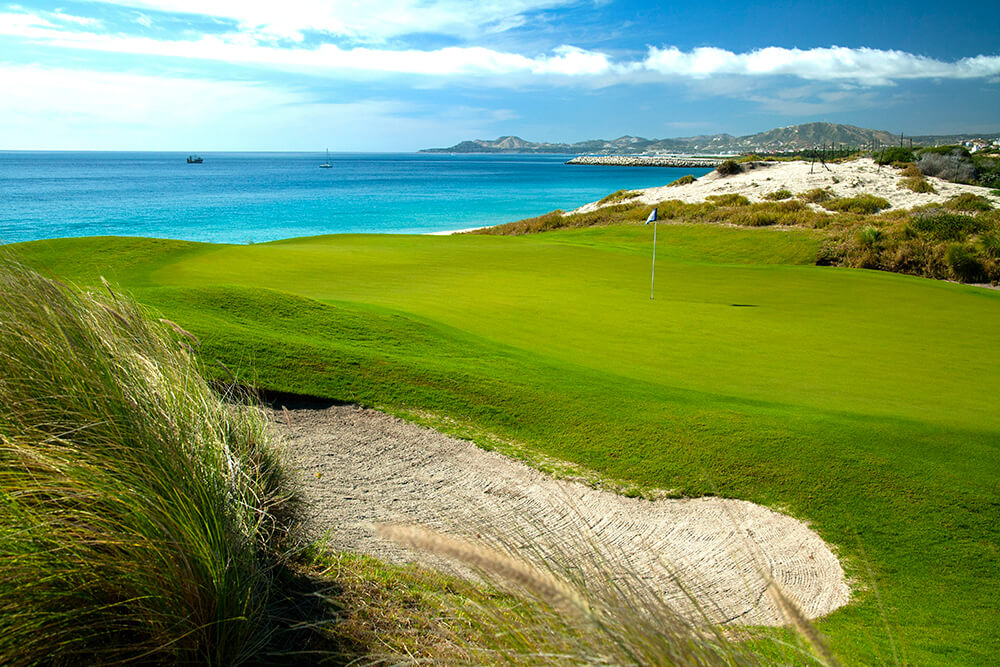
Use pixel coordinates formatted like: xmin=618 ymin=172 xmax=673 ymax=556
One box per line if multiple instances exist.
xmin=715 ymin=159 xmax=742 ymax=176
xmin=900 ymin=163 xmax=922 ymax=178
xmin=857 ymin=225 xmax=884 ymax=247
xmin=876 ymin=147 xmax=915 ymax=165
xmin=992 ymin=189 xmax=1000 ymax=197
xmin=798 ymin=188 xmax=832 ymax=203
xmin=737 ymin=154 xmax=762 ymax=163
xmin=910 ymin=212 xmax=991 ymax=240
xmin=706 ymin=193 xmax=750 ymax=206
xmin=977 ymin=233 xmax=1000 ymax=260
xmin=667 ymin=174 xmax=696 ymax=187
xmin=900 ymin=177 xmax=936 ymax=193
xmin=944 ymin=193 xmax=993 ymax=212
xmin=822 ymin=194 xmax=891 ymax=214
xmin=945 ymin=243 xmax=986 ymax=282
xmin=919 ymin=144 xmax=971 ymax=158
xmin=0 ymin=260 xmax=301 ymax=663
xmin=763 ymin=188 xmax=793 ymax=201
xmin=918 ymin=151 xmax=976 ymax=183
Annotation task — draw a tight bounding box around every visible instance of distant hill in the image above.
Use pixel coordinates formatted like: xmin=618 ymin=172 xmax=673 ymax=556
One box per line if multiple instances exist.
xmin=421 ymin=122 xmax=999 ymax=155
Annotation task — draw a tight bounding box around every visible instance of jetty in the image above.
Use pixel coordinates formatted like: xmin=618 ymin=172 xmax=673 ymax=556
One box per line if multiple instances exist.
xmin=566 ymin=155 xmax=725 ymax=167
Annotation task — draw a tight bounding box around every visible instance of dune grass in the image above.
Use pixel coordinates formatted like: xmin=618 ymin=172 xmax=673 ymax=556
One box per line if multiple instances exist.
xmin=0 ymin=258 xmax=304 ymax=663
xmin=13 ymin=225 xmax=1000 ymax=665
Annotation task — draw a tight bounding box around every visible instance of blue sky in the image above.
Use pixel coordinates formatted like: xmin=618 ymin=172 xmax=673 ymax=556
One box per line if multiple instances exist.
xmin=1 ymin=0 xmax=998 ymax=150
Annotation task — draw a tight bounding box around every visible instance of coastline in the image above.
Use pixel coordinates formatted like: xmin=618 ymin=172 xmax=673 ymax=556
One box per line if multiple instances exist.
xmin=566 ymin=155 xmax=726 ymax=168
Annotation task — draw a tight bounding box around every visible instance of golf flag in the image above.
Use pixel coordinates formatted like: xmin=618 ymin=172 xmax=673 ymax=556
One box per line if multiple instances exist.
xmin=645 ymin=208 xmax=658 ymax=224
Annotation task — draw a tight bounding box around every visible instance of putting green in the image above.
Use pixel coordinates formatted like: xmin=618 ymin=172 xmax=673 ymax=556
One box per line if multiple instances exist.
xmin=14 ymin=223 xmax=1000 ymax=665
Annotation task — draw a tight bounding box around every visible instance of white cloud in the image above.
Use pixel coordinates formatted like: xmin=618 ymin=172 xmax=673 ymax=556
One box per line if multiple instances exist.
xmin=0 ymin=11 xmax=618 ymax=79
xmin=71 ymin=0 xmax=575 ymax=41
xmin=1 ymin=9 xmax=999 ymax=87
xmin=0 ymin=63 xmax=510 ymax=150
xmin=643 ymin=46 xmax=1000 ymax=86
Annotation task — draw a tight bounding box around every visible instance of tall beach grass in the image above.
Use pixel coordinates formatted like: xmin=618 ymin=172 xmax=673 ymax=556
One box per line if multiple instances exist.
xmin=0 ymin=259 xmax=301 ymax=663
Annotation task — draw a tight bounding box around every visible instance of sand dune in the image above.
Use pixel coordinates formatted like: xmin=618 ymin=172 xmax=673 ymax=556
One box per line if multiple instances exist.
xmin=573 ymin=157 xmax=1000 ymax=214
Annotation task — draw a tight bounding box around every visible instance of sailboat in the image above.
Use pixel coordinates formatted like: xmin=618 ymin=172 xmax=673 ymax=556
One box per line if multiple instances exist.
xmin=319 ymin=149 xmax=332 ymax=168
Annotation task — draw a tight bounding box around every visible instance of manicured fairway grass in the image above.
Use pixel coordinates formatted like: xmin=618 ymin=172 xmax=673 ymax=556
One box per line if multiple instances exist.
xmin=15 ymin=223 xmax=1000 ymax=665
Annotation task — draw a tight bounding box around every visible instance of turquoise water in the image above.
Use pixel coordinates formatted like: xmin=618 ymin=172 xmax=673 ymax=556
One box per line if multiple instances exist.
xmin=0 ymin=152 xmax=710 ymax=244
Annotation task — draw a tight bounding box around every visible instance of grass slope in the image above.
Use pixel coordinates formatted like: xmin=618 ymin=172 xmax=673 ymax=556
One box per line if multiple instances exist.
xmin=14 ymin=223 xmax=1000 ymax=665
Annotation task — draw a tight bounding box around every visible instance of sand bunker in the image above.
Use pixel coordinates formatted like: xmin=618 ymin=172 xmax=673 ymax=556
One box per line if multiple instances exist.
xmin=276 ymin=403 xmax=850 ymax=626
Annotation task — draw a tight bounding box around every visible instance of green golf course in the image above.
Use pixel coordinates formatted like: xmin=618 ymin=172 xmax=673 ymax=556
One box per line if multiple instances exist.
xmin=13 ymin=221 xmax=1000 ymax=665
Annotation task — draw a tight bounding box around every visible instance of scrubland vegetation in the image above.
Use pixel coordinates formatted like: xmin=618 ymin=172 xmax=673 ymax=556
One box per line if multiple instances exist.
xmin=476 ymin=184 xmax=1000 ymax=284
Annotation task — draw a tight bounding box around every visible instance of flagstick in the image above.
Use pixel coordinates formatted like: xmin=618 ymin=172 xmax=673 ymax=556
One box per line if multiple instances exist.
xmin=650 ymin=218 xmax=657 ymax=300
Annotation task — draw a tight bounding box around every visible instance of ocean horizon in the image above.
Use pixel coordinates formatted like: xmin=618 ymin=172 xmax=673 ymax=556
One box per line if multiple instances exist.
xmin=0 ymin=151 xmax=710 ymax=245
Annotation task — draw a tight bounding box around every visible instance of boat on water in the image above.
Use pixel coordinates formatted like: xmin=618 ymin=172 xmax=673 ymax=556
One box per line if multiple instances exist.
xmin=186 ymin=155 xmax=203 ymax=164
xmin=319 ymin=149 xmax=332 ymax=168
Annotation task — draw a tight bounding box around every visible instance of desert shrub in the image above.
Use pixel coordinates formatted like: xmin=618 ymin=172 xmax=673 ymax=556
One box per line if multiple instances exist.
xmin=876 ymin=146 xmax=914 ymax=165
xmin=822 ymin=194 xmax=891 ymax=214
xmin=977 ymin=233 xmax=1000 ymax=260
xmin=910 ymin=212 xmax=990 ymax=240
xmin=887 ymin=240 xmax=945 ymax=278
xmin=919 ymin=144 xmax=971 ymax=158
xmin=798 ymin=188 xmax=832 ymax=203
xmin=706 ymin=193 xmax=750 ymax=206
xmin=715 ymin=159 xmax=742 ymax=176
xmin=733 ymin=209 xmax=780 ymax=226
xmin=737 ymin=154 xmax=762 ymax=163
xmin=763 ymin=188 xmax=793 ymax=200
xmin=971 ymin=155 xmax=1000 ymax=189
xmin=728 ymin=200 xmax=816 ymax=227
xmin=900 ymin=177 xmax=936 ymax=193
xmin=900 ymin=163 xmax=922 ymax=178
xmin=945 ymin=243 xmax=986 ymax=282
xmin=857 ymin=225 xmax=884 ymax=247
xmin=667 ymin=174 xmax=696 ymax=187
xmin=599 ymin=189 xmax=639 ymax=205
xmin=944 ymin=193 xmax=993 ymax=212
xmin=0 ymin=260 xmax=302 ymax=663
xmin=918 ymin=151 xmax=976 ymax=183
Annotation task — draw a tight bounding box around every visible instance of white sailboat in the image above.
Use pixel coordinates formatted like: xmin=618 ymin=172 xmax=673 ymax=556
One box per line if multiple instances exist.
xmin=319 ymin=149 xmax=332 ymax=168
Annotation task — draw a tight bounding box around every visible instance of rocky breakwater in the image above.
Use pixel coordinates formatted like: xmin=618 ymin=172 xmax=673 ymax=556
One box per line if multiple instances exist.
xmin=567 ymin=155 xmax=725 ymax=167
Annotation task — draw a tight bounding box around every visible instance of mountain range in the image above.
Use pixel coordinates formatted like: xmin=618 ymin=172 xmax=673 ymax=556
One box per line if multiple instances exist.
xmin=420 ymin=122 xmax=999 ymax=155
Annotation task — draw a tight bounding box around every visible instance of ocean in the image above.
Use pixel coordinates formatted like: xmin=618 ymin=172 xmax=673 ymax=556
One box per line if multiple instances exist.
xmin=0 ymin=151 xmax=711 ymax=244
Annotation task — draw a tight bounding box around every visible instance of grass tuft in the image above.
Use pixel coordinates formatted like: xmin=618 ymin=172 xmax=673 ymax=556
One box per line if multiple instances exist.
xmin=821 ymin=194 xmax=891 ymax=215
xmin=706 ymin=193 xmax=751 ymax=207
xmin=598 ymin=189 xmax=639 ymax=205
xmin=798 ymin=187 xmax=833 ymax=203
xmin=715 ymin=159 xmax=742 ymax=176
xmin=944 ymin=193 xmax=994 ymax=212
xmin=0 ymin=258 xmax=302 ymax=663
xmin=763 ymin=188 xmax=793 ymax=201
xmin=668 ymin=174 xmax=697 ymax=187
xmin=900 ymin=177 xmax=936 ymax=193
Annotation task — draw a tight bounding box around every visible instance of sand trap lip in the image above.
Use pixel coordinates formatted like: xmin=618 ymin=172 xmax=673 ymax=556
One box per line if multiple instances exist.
xmin=275 ymin=403 xmax=850 ymax=626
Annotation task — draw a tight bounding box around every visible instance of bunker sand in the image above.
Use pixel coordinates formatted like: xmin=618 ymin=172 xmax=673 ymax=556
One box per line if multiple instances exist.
xmin=277 ymin=403 xmax=850 ymax=626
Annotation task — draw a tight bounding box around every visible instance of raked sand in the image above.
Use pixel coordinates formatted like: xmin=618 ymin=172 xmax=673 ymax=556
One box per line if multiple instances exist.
xmin=276 ymin=403 xmax=850 ymax=626
xmin=573 ymin=157 xmax=1000 ymax=215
